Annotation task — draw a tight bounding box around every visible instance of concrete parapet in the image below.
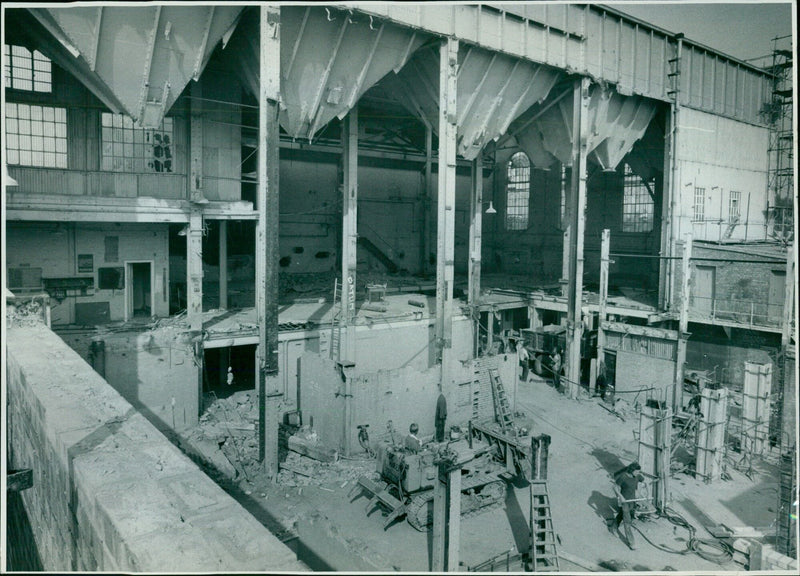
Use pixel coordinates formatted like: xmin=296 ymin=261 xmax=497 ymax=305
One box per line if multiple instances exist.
xmin=6 ymin=324 xmax=306 ymax=572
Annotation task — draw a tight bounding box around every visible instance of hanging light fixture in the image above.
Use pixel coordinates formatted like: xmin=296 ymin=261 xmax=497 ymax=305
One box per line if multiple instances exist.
xmin=485 ymin=201 xmax=497 ymax=214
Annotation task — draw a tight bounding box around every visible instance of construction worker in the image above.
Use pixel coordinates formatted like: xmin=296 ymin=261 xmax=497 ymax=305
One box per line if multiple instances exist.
xmin=518 ymin=341 xmax=530 ymax=382
xmin=405 ymin=423 xmax=422 ymax=453
xmin=435 ymin=393 xmax=447 ymax=442
xmin=610 ymin=462 xmax=645 ymax=549
xmin=226 ymin=366 xmax=234 ymax=386
xmin=550 ymin=348 xmax=562 ymax=390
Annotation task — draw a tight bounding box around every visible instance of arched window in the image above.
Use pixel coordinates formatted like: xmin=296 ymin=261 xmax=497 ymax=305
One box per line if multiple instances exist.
xmin=506 ymin=152 xmax=530 ymax=230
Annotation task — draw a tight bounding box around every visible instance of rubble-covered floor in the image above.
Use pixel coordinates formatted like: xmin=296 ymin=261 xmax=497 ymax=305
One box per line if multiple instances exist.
xmin=177 ymin=377 xmax=782 ymax=572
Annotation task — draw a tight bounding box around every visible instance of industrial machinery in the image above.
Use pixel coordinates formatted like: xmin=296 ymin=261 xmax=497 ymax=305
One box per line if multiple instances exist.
xmin=351 ymin=437 xmax=508 ymax=531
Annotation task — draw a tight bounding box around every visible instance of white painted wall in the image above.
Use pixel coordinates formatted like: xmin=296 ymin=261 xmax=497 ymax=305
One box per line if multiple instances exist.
xmin=6 ymin=222 xmax=169 ymax=323
xmin=674 ymin=108 xmax=770 ymax=242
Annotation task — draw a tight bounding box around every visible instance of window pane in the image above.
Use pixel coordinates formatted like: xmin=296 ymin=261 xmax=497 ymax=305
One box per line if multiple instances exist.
xmin=5 ymin=104 xmax=68 ymax=167
xmin=505 ymin=152 xmax=530 ymax=231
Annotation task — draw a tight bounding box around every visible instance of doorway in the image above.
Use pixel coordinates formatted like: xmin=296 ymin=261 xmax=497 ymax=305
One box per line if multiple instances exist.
xmin=203 ymin=344 xmax=257 ymax=402
xmin=126 ymin=261 xmax=153 ymax=320
xmin=768 ymin=270 xmax=786 ymax=323
xmin=693 ymin=265 xmax=716 ymax=317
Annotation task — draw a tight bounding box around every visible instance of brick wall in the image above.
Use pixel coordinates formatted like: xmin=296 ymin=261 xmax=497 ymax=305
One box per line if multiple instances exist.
xmin=6 ymin=323 xmax=305 ymax=572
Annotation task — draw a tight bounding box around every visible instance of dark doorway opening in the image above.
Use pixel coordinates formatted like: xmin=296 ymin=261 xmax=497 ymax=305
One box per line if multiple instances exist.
xmin=129 ymin=262 xmax=152 ymax=317
xmin=203 ymin=344 xmax=257 ymax=402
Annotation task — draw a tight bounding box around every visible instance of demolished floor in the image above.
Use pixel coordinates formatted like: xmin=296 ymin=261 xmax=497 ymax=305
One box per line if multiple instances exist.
xmin=178 ymin=376 xmax=783 ymax=572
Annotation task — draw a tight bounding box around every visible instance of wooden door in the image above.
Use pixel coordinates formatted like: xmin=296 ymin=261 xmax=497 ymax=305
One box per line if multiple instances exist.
xmin=768 ymin=270 xmax=786 ymax=323
xmin=693 ymin=266 xmax=715 ymax=317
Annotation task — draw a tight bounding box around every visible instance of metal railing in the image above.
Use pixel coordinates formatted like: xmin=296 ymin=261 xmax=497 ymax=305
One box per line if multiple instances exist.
xmin=688 ymin=295 xmax=783 ymax=329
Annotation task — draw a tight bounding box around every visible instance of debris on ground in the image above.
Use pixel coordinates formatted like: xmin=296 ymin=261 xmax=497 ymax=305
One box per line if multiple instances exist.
xmin=277 ymin=452 xmax=379 ymax=488
xmin=288 ymin=425 xmax=338 ymax=462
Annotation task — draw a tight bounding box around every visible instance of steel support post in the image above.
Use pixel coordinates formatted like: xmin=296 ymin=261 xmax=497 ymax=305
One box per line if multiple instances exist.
xmin=659 ymin=108 xmax=673 ymax=309
xmin=468 ymin=154 xmax=483 ymax=307
xmin=674 ymin=233 xmax=692 ymax=409
xmin=436 ymin=38 xmax=458 ymax=388
xmin=256 ymin=5 xmax=281 ymax=467
xmin=187 ymin=209 xmax=204 ymax=331
xmin=341 ymin=107 xmax=358 ymax=363
xmin=422 ymin=122 xmax=433 ymax=276
xmin=565 ymin=77 xmax=590 ymax=399
xmin=781 ymin=243 xmax=795 ymax=348
xmin=219 ymin=220 xmax=228 ymax=309
xmin=595 ymin=229 xmax=610 ymax=394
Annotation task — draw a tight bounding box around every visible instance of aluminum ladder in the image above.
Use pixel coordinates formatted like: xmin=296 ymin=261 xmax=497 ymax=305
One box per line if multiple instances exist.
xmin=529 ymin=480 xmax=560 ymax=572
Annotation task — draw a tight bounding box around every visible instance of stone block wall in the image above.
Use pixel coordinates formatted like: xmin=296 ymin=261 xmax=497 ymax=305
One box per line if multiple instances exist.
xmin=6 ymin=323 xmax=305 ymax=572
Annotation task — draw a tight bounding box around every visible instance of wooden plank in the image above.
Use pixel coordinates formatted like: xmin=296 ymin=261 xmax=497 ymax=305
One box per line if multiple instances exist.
xmin=7 ymin=469 xmax=33 ymax=492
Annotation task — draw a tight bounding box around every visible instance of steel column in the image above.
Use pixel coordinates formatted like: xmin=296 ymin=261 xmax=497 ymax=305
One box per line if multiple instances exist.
xmin=658 ymin=108 xmax=673 ymax=309
xmin=256 ymin=6 xmax=281 ymax=469
xmin=421 ymin=122 xmax=433 ymax=275
xmin=219 ymin=220 xmax=228 ymax=310
xmin=436 ymin=38 xmax=458 ymax=375
xmin=781 ymin=243 xmax=795 ymax=347
xmin=565 ymin=77 xmax=590 ymax=399
xmin=468 ymin=154 xmax=483 ymax=306
xmin=341 ymin=107 xmax=359 ymax=363
xmin=187 ymin=209 xmax=204 ymax=331
xmin=596 ymin=229 xmax=610 ymax=393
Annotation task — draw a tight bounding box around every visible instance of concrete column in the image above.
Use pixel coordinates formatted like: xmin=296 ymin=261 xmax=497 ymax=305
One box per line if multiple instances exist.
xmin=436 ymin=38 xmax=458 ymax=380
xmin=432 ymin=463 xmax=462 ymax=571
xmin=187 ymin=209 xmax=204 ymax=331
xmin=674 ymin=233 xmax=692 ymax=409
xmin=696 ymin=387 xmax=728 ymax=482
xmin=742 ymin=362 xmax=772 ymax=454
xmin=341 ymin=107 xmax=358 ymax=363
xmin=468 ymin=155 xmax=483 ymax=307
xmin=595 ymin=229 xmax=610 ymax=394
xmin=189 ymin=79 xmax=205 ymax=203
xmin=565 ymin=77 xmax=590 ymax=399
xmin=219 ymin=220 xmax=228 ymax=309
xmin=256 ymin=5 xmax=282 ymax=466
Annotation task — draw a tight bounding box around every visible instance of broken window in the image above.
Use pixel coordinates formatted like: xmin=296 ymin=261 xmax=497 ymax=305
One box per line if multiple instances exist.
xmin=729 ymin=190 xmax=741 ymax=222
xmin=4 ymin=44 xmax=51 ymax=92
xmin=5 ymin=103 xmax=67 ymax=168
xmin=621 ymin=164 xmax=654 ymax=233
xmin=101 ymin=113 xmax=173 ymax=173
xmin=506 ymin=152 xmax=530 ymax=230
xmin=693 ymin=187 xmax=706 ymax=222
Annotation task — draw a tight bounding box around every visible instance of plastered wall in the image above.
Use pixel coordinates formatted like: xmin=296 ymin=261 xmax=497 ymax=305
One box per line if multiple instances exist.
xmin=6 ymin=222 xmax=169 ymax=324
xmin=99 ymin=329 xmax=200 ymax=433
xmin=674 ymin=107 xmax=770 ymax=242
xmin=6 ymin=323 xmax=304 ymax=572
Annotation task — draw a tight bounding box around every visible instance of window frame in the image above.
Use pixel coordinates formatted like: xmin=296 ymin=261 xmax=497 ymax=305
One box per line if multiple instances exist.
xmin=4 ymin=44 xmax=52 ymax=93
xmin=693 ymin=187 xmax=706 ymax=222
xmin=621 ymin=164 xmax=655 ymax=233
xmin=505 ymin=151 xmax=531 ymax=231
xmin=728 ymin=190 xmax=741 ymax=222
xmin=100 ymin=112 xmax=175 ymax=174
xmin=4 ymin=102 xmax=68 ymax=168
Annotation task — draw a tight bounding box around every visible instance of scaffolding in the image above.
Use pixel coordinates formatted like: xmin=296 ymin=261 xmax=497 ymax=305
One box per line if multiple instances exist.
xmin=765 ymin=35 xmax=794 ymax=242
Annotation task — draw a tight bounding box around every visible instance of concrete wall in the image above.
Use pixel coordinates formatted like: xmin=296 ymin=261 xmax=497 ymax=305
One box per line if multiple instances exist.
xmin=674 ymin=108 xmax=770 ymax=242
xmin=6 ymin=323 xmax=304 ymax=572
xmin=615 ymin=350 xmax=675 ymax=403
xmin=298 ymin=315 xmax=517 ymax=453
xmin=99 ymin=328 xmax=201 ymax=433
xmin=6 ymin=222 xmax=170 ymax=324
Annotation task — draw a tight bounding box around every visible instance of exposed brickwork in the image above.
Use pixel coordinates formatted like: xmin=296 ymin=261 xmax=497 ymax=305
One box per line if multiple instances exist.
xmin=6 ymin=323 xmax=306 ymax=572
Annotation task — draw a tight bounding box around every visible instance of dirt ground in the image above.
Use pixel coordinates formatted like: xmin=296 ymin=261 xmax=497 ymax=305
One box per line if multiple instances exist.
xmin=184 ymin=375 xmax=782 ymax=572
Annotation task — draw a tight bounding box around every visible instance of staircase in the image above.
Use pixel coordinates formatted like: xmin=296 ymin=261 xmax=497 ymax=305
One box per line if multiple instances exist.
xmin=489 ymin=368 xmax=513 ymax=432
xmin=529 ymin=481 xmax=560 ymax=572
xmin=357 ymin=235 xmax=399 ymax=273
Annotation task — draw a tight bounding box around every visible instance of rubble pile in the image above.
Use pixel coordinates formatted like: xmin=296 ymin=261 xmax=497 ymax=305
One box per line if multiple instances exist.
xmin=7 ymin=298 xmax=46 ymax=327
xmin=277 ymin=451 xmax=380 ymax=488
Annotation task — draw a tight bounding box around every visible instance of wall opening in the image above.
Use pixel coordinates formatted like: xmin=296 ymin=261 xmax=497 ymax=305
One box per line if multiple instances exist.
xmin=203 ymin=344 xmax=257 ymax=402
xmin=127 ymin=262 xmax=152 ymax=319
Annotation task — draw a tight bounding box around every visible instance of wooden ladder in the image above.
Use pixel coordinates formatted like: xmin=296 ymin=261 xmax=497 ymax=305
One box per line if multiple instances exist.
xmin=489 ymin=368 xmax=513 ymax=432
xmin=329 ymin=279 xmax=341 ymax=360
xmin=529 ymin=480 xmax=560 ymax=572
